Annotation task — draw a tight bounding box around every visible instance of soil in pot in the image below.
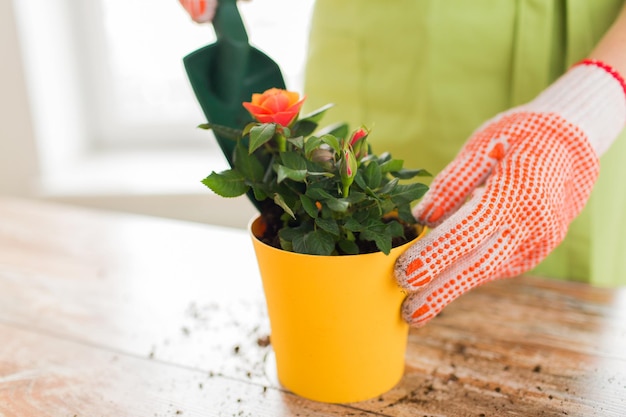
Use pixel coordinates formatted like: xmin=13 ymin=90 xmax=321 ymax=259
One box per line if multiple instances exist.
xmin=256 ymin=205 xmax=419 ymax=255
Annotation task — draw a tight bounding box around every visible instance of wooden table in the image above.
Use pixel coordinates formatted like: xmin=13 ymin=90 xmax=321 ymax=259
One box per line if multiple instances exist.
xmin=1 ymin=197 xmax=625 ymax=416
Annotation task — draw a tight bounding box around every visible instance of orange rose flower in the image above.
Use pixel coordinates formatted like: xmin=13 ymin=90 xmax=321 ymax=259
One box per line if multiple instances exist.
xmin=243 ymin=88 xmax=306 ymax=127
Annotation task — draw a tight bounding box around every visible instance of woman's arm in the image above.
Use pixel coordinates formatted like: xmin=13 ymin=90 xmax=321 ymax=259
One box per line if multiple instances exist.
xmin=589 ymin=2 xmax=626 ymax=75
xmin=395 ymin=4 xmax=626 ymax=327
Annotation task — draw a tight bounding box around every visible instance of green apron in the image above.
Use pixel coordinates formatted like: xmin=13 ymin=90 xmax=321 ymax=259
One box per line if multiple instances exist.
xmin=304 ymin=0 xmax=626 ymax=286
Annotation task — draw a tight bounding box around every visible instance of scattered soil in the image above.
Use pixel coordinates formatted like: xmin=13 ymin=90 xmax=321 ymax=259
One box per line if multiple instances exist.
xmin=256 ymin=335 xmax=271 ymax=347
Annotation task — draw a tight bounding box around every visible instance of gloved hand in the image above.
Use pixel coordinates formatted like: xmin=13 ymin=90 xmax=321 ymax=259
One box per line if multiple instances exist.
xmin=394 ymin=60 xmax=626 ymax=327
xmin=179 ymin=0 xmax=218 ymax=23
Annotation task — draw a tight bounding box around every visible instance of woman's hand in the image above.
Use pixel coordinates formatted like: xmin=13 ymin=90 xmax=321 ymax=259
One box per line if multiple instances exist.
xmin=395 ymin=60 xmax=626 ymax=327
xmin=179 ymin=0 xmax=218 ymax=23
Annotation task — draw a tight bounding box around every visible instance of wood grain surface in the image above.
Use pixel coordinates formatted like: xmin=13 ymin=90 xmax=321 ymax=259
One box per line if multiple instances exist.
xmin=0 ymin=197 xmax=624 ymax=416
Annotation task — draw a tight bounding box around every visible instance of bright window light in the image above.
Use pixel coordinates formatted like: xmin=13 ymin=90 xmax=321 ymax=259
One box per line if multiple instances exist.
xmin=12 ymin=0 xmax=313 ymax=198
xmin=86 ymin=0 xmax=314 ymax=147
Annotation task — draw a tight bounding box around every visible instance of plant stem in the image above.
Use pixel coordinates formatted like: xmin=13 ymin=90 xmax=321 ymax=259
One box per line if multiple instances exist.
xmin=276 ymin=134 xmax=287 ymax=152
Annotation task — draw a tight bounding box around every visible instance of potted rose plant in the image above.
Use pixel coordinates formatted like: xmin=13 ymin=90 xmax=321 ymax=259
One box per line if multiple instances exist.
xmin=201 ymin=88 xmax=429 ymax=403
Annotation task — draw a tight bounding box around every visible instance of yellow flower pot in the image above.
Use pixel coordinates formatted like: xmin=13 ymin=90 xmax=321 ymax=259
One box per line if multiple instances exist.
xmin=249 ymin=216 xmax=426 ymax=403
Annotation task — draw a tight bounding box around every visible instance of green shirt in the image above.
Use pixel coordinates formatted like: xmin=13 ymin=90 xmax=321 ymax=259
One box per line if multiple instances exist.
xmin=304 ymin=0 xmax=626 ymax=286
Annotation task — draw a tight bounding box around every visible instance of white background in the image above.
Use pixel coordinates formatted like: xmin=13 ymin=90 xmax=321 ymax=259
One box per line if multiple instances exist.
xmin=2 ymin=0 xmax=314 ymax=227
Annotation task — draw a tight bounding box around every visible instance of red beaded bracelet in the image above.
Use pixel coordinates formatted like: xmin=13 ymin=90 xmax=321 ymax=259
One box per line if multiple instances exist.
xmin=576 ymin=58 xmax=626 ymax=98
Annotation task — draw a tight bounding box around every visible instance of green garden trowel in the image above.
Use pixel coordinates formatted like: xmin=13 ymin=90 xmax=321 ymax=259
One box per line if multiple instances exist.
xmin=183 ymin=0 xmax=285 ymax=171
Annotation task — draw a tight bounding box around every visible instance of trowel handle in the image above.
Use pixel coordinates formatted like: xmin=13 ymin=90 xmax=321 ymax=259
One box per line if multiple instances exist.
xmin=212 ymin=0 xmax=248 ymax=45
xmin=212 ymin=0 xmax=250 ymax=102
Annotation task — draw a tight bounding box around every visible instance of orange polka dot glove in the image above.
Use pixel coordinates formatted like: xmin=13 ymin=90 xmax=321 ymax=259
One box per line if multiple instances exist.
xmin=395 ymin=60 xmax=626 ymax=327
xmin=179 ymin=0 xmax=218 ymax=23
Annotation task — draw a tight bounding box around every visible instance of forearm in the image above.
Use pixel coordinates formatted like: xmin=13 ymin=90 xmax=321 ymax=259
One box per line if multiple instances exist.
xmin=521 ymin=3 xmax=626 ymax=156
xmin=589 ymin=2 xmax=626 ymax=76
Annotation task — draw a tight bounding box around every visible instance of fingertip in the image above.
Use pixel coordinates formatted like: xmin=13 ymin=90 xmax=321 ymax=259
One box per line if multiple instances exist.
xmin=405 ymin=258 xmax=424 ymax=276
xmin=394 ymin=242 xmax=434 ymax=290
xmin=402 ymin=300 xmax=436 ymax=327
xmin=393 ymin=261 xmax=411 ymax=290
xmin=412 ymin=199 xmax=450 ymax=227
xmin=426 ymin=206 xmax=445 ymax=224
xmin=412 ymin=201 xmax=433 ymax=220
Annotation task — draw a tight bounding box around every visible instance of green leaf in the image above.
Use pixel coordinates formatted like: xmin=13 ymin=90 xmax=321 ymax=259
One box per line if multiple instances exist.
xmin=201 ymin=170 xmax=248 ymax=197
xmin=306 ymin=187 xmax=334 ymax=201
xmin=377 ymin=152 xmax=392 ymax=163
xmin=273 ymin=193 xmax=295 ymax=218
xmin=306 ymin=169 xmax=334 ymax=178
xmin=278 ymin=228 xmax=296 ymax=241
xmin=287 ymin=136 xmax=305 ymax=149
xmin=389 ymin=183 xmax=429 ymax=204
xmin=386 ymin=220 xmax=405 ymax=238
xmin=242 ymin=122 xmax=256 ymax=137
xmin=380 ymin=199 xmax=397 ymax=215
xmin=343 ymin=217 xmax=363 ymax=232
xmin=354 ymin=171 xmax=369 ymax=191
xmin=234 ymin=142 xmax=264 ymax=181
xmin=360 ymin=220 xmax=393 ymax=255
xmin=278 ymin=238 xmax=294 ymax=252
xmin=344 ymin=191 xmax=366 ymax=204
xmin=252 ymin=186 xmax=268 ymax=202
xmin=275 ymin=151 xmax=308 ymax=183
xmin=363 ymin=161 xmax=382 ymax=189
xmin=293 ymin=230 xmax=335 ymax=255
xmin=249 ymin=124 xmax=276 ymax=154
xmin=300 ymin=103 xmax=334 ymax=123
xmin=316 ymin=122 xmax=349 ymax=141
xmin=379 ymin=177 xmax=399 ymax=194
xmin=276 ymin=165 xmax=307 ymax=183
xmin=397 ymin=204 xmax=416 ymax=224
xmin=351 ymin=206 xmax=383 ymax=224
xmin=391 ymin=168 xmax=432 ymax=179
xmin=326 ymin=197 xmax=350 ymax=212
xmin=291 ymin=120 xmax=318 ymax=137
xmin=304 ymin=136 xmax=324 ymax=157
xmin=379 ymin=159 xmax=404 ymax=173
xmin=276 ymin=185 xmax=298 ymax=207
xmin=300 ymin=194 xmax=319 ymax=218
xmin=278 ymin=224 xmax=306 ymax=252
xmin=281 ymin=151 xmax=308 ymax=170
xmin=319 ymin=134 xmax=341 ymax=153
xmin=338 ymin=239 xmax=359 ymax=255
xmin=278 ymin=224 xmax=306 ymax=251
xmin=315 ymin=217 xmax=340 ymax=236
xmin=373 ymin=236 xmax=392 ymax=255
xmin=197 ymin=123 xmax=242 ymax=141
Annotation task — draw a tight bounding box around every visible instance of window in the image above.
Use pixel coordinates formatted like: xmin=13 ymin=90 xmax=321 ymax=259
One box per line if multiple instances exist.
xmin=84 ymin=0 xmax=314 ymax=148
xmin=13 ymin=0 xmax=314 ymax=189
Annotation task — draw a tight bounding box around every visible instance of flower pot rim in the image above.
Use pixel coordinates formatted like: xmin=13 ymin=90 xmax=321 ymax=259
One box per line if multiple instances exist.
xmin=248 ymin=215 xmax=427 ymax=259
